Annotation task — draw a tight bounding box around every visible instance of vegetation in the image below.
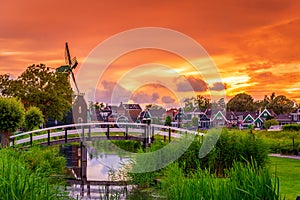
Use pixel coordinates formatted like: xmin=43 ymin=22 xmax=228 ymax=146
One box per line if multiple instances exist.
xmin=24 ymin=106 xmax=44 ymax=131
xmin=0 ymin=147 xmax=69 ymax=200
xmin=164 ymin=115 xmax=172 ymax=126
xmin=283 ymin=124 xmax=300 ymax=131
xmin=0 ymin=64 xmax=72 ymax=123
xmin=227 ymin=93 xmax=256 ymax=112
xmin=128 ymin=129 xmax=269 ymax=187
xmin=161 ymin=161 xmax=280 ymax=200
xmin=0 ymin=97 xmax=25 ymax=147
xmin=264 ymin=119 xmax=279 ymax=129
xmin=269 ymin=156 xmax=300 ymax=200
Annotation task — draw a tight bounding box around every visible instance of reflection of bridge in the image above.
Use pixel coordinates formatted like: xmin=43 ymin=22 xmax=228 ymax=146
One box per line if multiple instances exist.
xmin=10 ymin=122 xmax=203 ymax=147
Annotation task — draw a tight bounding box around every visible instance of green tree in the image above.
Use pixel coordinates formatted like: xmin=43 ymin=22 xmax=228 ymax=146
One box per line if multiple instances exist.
xmin=195 ymin=95 xmax=210 ymax=110
xmin=0 ymin=97 xmax=25 ymax=147
xmin=267 ymin=95 xmax=294 ymax=115
xmin=191 ymin=116 xmax=199 ymax=127
xmin=264 ymin=119 xmax=279 ymax=129
xmin=0 ymin=64 xmax=72 ymax=124
xmin=227 ymin=93 xmax=255 ymax=112
xmin=165 ymin=115 xmax=172 ymax=126
xmin=24 ymin=106 xmax=44 ymax=131
xmin=217 ymin=98 xmax=226 ymax=110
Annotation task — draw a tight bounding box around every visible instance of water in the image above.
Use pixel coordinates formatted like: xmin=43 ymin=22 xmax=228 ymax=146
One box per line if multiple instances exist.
xmin=63 ymin=144 xmax=133 ymax=199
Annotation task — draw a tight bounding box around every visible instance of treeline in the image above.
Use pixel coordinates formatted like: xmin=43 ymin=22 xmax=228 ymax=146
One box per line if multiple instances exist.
xmin=184 ymin=92 xmax=295 ymax=115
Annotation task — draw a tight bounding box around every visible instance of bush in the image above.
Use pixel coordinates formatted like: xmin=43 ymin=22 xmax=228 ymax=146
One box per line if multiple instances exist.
xmin=264 ymin=119 xmax=279 ymax=129
xmin=24 ymin=106 xmax=44 ymax=131
xmin=283 ymin=124 xmax=300 ymax=131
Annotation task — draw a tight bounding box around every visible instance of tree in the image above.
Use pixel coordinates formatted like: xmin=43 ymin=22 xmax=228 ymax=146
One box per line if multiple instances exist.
xmin=0 ymin=64 xmax=72 ymax=124
xmin=165 ymin=115 xmax=172 ymax=126
xmin=24 ymin=106 xmax=44 ymax=131
xmin=217 ymin=98 xmax=226 ymax=110
xmin=267 ymin=95 xmax=294 ymax=115
xmin=227 ymin=93 xmax=255 ymax=112
xmin=195 ymin=95 xmax=210 ymax=110
xmin=191 ymin=116 xmax=199 ymax=127
xmin=264 ymin=119 xmax=279 ymax=129
xmin=0 ymin=97 xmax=25 ymax=147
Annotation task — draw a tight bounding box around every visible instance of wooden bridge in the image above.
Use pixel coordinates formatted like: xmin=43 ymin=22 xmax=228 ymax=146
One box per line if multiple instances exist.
xmin=10 ymin=122 xmax=204 ymax=147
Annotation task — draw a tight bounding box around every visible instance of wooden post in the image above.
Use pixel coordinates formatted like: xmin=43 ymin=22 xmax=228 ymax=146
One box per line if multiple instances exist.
xmin=47 ymin=130 xmax=50 ymax=145
xmin=65 ymin=129 xmax=68 ymax=143
xmin=82 ymin=126 xmax=85 ymax=142
xmin=12 ymin=137 xmax=15 ymax=146
xmin=125 ymin=125 xmax=128 ymax=140
xmin=143 ymin=125 xmax=147 ymax=148
xmin=151 ymin=126 xmax=155 ymax=143
xmin=30 ymin=133 xmax=33 ymax=146
xmin=107 ymin=126 xmax=110 ymax=139
xmin=168 ymin=128 xmax=171 ymax=142
xmin=88 ymin=125 xmax=91 ymax=141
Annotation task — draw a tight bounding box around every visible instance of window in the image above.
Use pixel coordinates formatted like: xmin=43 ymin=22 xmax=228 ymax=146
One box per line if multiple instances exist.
xmin=78 ymin=106 xmax=82 ymax=114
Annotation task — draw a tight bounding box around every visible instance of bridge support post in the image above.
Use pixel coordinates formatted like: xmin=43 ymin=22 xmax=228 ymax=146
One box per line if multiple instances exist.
xmin=82 ymin=126 xmax=85 ymax=143
xmin=88 ymin=125 xmax=91 ymax=141
xmin=12 ymin=138 xmax=15 ymax=146
xmin=30 ymin=133 xmax=33 ymax=146
xmin=151 ymin=126 xmax=154 ymax=143
xmin=106 ymin=126 xmax=110 ymax=139
xmin=125 ymin=125 xmax=128 ymax=140
xmin=64 ymin=129 xmax=68 ymax=143
xmin=142 ymin=125 xmax=147 ymax=149
xmin=47 ymin=130 xmax=50 ymax=145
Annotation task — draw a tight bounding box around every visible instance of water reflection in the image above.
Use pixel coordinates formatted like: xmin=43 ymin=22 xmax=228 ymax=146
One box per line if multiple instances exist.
xmin=61 ymin=142 xmax=132 ymax=199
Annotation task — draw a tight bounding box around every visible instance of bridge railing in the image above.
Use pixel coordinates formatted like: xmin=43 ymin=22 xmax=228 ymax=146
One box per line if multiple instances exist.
xmin=10 ymin=122 xmax=203 ymax=147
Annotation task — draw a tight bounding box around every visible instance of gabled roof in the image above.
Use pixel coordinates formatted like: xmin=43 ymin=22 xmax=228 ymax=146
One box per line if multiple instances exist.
xmin=211 ymin=110 xmax=227 ymax=122
xmin=243 ymin=113 xmax=255 ymax=123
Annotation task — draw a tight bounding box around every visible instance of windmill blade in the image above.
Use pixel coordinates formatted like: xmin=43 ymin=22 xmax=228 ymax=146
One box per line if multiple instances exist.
xmin=71 ymin=71 xmax=80 ymax=94
xmin=71 ymin=57 xmax=78 ymax=70
xmin=65 ymin=42 xmax=72 ymax=65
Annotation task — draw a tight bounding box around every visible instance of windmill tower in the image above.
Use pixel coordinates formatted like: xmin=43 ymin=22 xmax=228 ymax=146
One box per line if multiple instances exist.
xmin=57 ymin=42 xmax=87 ymax=124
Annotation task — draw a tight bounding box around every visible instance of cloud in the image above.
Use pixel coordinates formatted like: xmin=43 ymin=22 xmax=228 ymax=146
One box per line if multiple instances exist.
xmin=131 ymin=91 xmax=160 ymax=103
xmin=210 ymin=82 xmax=228 ymax=91
xmin=176 ymin=76 xmax=208 ymax=92
xmin=162 ymin=96 xmax=175 ymax=104
xmin=94 ymin=80 xmax=131 ymax=104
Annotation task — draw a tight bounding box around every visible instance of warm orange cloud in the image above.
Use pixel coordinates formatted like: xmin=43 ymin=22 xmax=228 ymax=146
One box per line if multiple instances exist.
xmin=1 ymin=0 xmax=300 ymax=104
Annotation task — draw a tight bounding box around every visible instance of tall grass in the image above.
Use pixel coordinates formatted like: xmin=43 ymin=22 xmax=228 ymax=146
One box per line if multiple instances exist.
xmin=0 ymin=148 xmax=70 ymax=200
xmin=161 ymin=160 xmax=282 ymax=200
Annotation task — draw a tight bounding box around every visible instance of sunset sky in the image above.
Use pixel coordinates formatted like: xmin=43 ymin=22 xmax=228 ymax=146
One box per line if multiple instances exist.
xmin=1 ymin=0 xmax=300 ymax=107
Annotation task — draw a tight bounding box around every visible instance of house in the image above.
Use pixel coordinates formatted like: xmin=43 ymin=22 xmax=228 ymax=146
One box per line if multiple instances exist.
xmin=118 ymin=103 xmax=142 ymax=122
xmin=290 ymin=107 xmax=300 ymax=123
xmin=276 ymin=114 xmax=292 ymax=125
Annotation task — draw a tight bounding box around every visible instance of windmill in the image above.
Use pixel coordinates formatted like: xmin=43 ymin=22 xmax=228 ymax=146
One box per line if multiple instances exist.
xmin=56 ymin=42 xmax=80 ymax=94
xmin=57 ymin=42 xmax=87 ymax=124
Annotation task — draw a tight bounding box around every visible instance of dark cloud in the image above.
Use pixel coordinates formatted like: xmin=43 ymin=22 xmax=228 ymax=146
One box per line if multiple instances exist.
xmin=176 ymin=76 xmax=208 ymax=92
xmin=210 ymin=82 xmax=228 ymax=91
xmin=95 ymin=80 xmax=130 ymax=104
xmin=162 ymin=96 xmax=175 ymax=104
xmin=131 ymin=91 xmax=160 ymax=103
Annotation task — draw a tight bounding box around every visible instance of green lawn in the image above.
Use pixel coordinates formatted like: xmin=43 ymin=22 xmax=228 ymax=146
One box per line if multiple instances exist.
xmin=269 ymin=156 xmax=300 ymax=200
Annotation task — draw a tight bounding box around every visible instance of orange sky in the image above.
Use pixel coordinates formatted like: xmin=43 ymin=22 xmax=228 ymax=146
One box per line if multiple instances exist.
xmin=1 ymin=0 xmax=300 ymax=106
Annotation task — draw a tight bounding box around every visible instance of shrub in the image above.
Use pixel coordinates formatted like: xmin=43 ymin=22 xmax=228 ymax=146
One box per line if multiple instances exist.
xmin=0 ymin=97 xmax=25 ymax=147
xmin=24 ymin=106 xmax=44 ymax=131
xmin=283 ymin=124 xmax=300 ymax=131
xmin=264 ymin=119 xmax=279 ymax=129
